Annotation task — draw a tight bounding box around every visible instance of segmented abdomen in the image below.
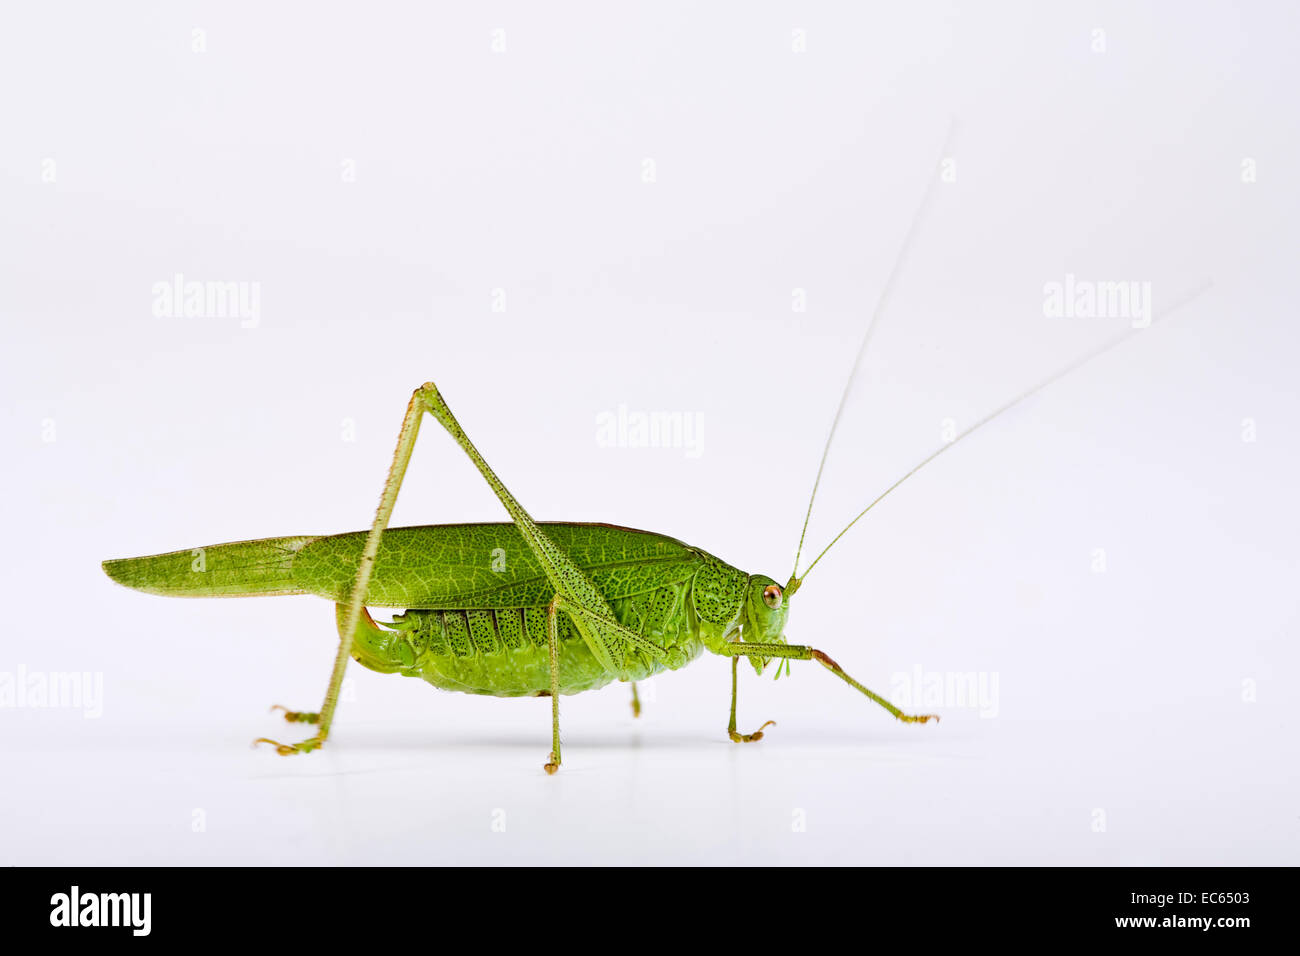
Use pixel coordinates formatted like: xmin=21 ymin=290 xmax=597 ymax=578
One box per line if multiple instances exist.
xmin=350 ymin=578 xmax=706 ymax=697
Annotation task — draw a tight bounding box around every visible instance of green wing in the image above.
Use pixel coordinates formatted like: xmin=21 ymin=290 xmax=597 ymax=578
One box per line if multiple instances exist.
xmin=292 ymin=522 xmax=705 ymax=608
xmin=103 ymin=535 xmax=317 ymax=598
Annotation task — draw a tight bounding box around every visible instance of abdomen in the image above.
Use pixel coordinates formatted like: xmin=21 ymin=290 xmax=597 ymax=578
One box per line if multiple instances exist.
xmin=351 ymin=579 xmax=706 ymax=697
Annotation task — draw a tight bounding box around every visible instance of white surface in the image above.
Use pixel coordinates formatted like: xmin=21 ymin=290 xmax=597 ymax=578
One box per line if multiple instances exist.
xmin=2 ymin=3 xmax=1297 ymax=866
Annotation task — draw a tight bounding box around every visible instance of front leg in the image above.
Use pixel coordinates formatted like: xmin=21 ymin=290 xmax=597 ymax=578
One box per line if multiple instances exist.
xmin=727 ymin=657 xmax=775 ymax=743
xmin=719 ymin=642 xmax=939 ymax=724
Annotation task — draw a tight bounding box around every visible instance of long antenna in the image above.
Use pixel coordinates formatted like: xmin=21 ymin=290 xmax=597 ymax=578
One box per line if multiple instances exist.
xmin=789 ymin=119 xmax=957 ymax=589
xmin=790 ymin=278 xmax=1213 ymax=588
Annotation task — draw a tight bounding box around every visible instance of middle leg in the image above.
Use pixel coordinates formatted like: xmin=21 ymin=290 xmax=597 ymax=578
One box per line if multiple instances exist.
xmin=543 ymin=596 xmax=563 ymax=774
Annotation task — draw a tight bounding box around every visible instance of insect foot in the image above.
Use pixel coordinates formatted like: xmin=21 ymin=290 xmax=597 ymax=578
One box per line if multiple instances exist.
xmin=897 ymin=713 xmax=940 ymax=724
xmin=253 ymin=736 xmax=323 ymax=756
xmin=544 ymin=752 xmax=560 ymax=775
xmin=270 ymin=705 xmax=320 ymax=724
xmin=729 ymin=720 xmax=776 ymax=743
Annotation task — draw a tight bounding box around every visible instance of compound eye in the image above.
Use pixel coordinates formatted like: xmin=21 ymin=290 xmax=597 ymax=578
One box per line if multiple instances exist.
xmin=762 ymin=584 xmax=783 ymax=609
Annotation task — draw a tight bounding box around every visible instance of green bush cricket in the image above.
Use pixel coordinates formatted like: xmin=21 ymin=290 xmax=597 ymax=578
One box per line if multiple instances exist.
xmin=106 ymin=375 xmax=948 ymax=774
xmin=101 ymin=303 xmax=1202 ymax=775
xmin=100 ymin=143 xmax=1209 ymax=773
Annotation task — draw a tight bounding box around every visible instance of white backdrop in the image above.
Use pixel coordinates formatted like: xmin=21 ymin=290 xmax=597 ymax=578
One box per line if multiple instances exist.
xmin=2 ymin=3 xmax=1297 ymax=865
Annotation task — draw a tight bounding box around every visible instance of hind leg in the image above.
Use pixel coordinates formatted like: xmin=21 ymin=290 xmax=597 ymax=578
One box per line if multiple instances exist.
xmin=270 ymin=706 xmax=319 ymax=724
xmin=255 ymin=607 xmax=393 ymax=755
xmin=254 ymin=382 xmax=661 ymax=761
